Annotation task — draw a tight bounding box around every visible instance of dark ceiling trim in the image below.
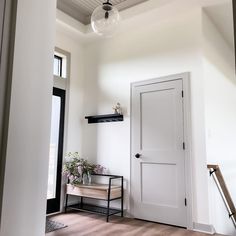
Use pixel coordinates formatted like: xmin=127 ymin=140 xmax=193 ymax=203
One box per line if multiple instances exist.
xmin=233 ymin=0 xmax=236 ymax=68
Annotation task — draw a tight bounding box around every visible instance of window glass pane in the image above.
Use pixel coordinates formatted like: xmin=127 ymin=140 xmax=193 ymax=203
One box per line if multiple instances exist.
xmin=53 ymin=55 xmax=62 ymax=77
xmin=47 ymin=96 xmax=61 ymax=199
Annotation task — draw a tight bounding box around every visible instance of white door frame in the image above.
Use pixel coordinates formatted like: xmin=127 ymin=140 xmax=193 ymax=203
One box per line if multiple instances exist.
xmin=130 ymin=72 xmax=193 ymax=230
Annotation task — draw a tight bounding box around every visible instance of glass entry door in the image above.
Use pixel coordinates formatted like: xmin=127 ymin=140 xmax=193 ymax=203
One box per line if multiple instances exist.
xmin=47 ymin=87 xmax=65 ymax=214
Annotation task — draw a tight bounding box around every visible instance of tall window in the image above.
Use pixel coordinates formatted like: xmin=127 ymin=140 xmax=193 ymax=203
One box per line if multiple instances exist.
xmin=53 ymin=51 xmax=67 ymax=79
xmin=53 ymin=55 xmax=62 ymax=77
xmin=47 ymin=88 xmax=65 ymax=201
xmin=47 ymin=49 xmax=69 ymax=214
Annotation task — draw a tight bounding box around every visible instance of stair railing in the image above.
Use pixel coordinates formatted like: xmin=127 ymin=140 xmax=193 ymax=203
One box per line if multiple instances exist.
xmin=207 ymin=164 xmax=236 ymax=228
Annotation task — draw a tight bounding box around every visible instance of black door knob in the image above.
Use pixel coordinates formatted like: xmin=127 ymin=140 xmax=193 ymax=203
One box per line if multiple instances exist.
xmin=135 ymin=153 xmax=141 ymax=158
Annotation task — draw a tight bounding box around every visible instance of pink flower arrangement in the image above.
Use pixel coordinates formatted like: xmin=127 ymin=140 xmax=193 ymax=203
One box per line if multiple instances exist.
xmin=63 ymin=152 xmax=106 ymax=184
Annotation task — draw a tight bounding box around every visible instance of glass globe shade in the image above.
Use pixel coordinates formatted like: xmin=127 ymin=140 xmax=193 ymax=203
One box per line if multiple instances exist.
xmin=91 ymin=4 xmax=120 ymax=37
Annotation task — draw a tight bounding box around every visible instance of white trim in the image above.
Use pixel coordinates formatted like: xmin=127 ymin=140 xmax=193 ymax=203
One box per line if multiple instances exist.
xmin=53 ymin=76 xmax=67 ymax=90
xmin=46 ymin=211 xmax=61 ymax=217
xmin=130 ymin=72 xmax=193 ymax=229
xmin=182 ymin=73 xmax=194 ymax=230
xmin=193 ymin=222 xmax=215 ymax=234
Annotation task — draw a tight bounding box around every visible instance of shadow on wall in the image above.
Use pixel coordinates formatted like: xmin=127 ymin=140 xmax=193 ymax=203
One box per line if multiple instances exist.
xmin=203 ymin=6 xmax=236 ymax=236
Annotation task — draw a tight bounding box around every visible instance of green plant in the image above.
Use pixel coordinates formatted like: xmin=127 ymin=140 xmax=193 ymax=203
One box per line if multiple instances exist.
xmin=63 ymin=152 xmax=105 ymax=184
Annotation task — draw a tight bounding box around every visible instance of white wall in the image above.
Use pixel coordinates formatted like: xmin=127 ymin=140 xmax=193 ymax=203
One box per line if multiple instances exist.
xmin=56 ymin=0 xmax=236 ymax=233
xmin=203 ymin=10 xmax=236 ymax=235
xmin=82 ymin=7 xmax=210 ymax=225
xmin=55 ymin=27 xmax=85 ymax=154
xmin=55 ymin=25 xmax=86 ymax=208
xmin=0 ymin=0 xmax=56 ymax=235
xmin=2 ymin=0 xmax=234 ymax=234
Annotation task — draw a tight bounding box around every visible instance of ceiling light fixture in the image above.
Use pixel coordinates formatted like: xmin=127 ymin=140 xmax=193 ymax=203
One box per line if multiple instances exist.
xmin=91 ymin=0 xmax=120 ymax=37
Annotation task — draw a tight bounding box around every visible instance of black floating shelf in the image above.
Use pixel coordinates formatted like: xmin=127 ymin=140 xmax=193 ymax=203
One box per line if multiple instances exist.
xmin=85 ymin=114 xmax=123 ymax=124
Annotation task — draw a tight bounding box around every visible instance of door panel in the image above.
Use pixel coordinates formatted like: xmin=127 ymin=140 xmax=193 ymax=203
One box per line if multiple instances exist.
xmin=141 ymin=163 xmax=178 ymax=207
xmin=141 ymin=89 xmax=176 ymax=150
xmin=131 ymin=79 xmax=187 ymax=227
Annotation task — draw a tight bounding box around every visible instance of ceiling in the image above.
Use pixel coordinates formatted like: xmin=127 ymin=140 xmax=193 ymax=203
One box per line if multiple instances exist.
xmin=57 ymin=0 xmax=149 ymax=25
xmin=204 ymin=1 xmax=234 ymax=49
xmin=57 ymin=0 xmax=234 ymax=50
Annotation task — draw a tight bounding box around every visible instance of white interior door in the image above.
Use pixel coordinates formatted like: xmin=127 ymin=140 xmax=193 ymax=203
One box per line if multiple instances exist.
xmin=131 ymin=78 xmax=187 ymax=227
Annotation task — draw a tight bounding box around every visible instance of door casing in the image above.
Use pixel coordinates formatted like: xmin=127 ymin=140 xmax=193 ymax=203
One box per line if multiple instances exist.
xmin=130 ymin=72 xmax=193 ymax=230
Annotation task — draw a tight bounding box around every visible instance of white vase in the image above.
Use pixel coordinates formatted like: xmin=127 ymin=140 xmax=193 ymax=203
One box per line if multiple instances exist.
xmin=82 ymin=174 xmax=88 ymax=184
xmin=88 ymin=173 xmax=92 ymax=184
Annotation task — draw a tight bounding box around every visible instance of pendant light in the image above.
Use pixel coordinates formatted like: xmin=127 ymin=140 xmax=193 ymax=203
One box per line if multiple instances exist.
xmin=91 ymin=0 xmax=120 ymax=37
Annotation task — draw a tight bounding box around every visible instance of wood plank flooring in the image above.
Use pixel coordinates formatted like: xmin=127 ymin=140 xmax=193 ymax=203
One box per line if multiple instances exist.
xmin=46 ymin=212 xmax=222 ymax=236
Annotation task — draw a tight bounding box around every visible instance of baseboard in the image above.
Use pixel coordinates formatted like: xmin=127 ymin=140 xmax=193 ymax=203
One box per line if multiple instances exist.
xmin=193 ymin=222 xmax=215 ymax=234
xmin=46 ymin=211 xmax=61 ymax=217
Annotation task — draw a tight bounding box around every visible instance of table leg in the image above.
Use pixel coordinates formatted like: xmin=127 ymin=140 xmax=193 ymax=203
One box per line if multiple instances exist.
xmin=65 ymin=194 xmax=68 ymax=213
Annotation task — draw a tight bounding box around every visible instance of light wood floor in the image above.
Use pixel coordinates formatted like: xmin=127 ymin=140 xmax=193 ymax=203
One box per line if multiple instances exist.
xmin=46 ymin=212 xmax=222 ymax=236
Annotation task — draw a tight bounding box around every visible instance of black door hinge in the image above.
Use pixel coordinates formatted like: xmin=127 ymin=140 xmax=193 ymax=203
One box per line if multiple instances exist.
xmin=182 ymin=90 xmax=184 ymax=98
xmin=185 ymin=198 xmax=187 ymax=206
xmin=183 ymin=142 xmax=185 ymax=150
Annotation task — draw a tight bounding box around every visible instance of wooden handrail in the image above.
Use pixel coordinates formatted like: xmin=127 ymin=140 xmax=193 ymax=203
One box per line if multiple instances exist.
xmin=207 ymin=164 xmax=236 ymax=225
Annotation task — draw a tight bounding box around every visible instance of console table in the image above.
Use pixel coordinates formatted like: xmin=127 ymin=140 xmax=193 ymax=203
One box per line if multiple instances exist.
xmin=65 ymin=174 xmax=123 ymax=222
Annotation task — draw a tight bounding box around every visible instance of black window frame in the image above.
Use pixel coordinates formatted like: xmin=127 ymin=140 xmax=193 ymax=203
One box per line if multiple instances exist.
xmin=46 ymin=87 xmax=66 ymax=214
xmin=54 ymin=55 xmax=63 ymax=77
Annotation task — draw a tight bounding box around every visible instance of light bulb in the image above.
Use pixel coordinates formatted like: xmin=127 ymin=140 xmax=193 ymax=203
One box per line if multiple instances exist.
xmin=91 ymin=2 xmax=120 ymax=37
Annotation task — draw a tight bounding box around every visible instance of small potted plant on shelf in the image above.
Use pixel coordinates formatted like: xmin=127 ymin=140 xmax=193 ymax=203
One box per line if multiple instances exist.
xmin=63 ymin=152 xmax=106 ymax=185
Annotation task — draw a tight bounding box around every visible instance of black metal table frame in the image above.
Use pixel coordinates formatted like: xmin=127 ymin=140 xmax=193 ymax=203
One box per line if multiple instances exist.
xmin=65 ymin=174 xmax=124 ymax=222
